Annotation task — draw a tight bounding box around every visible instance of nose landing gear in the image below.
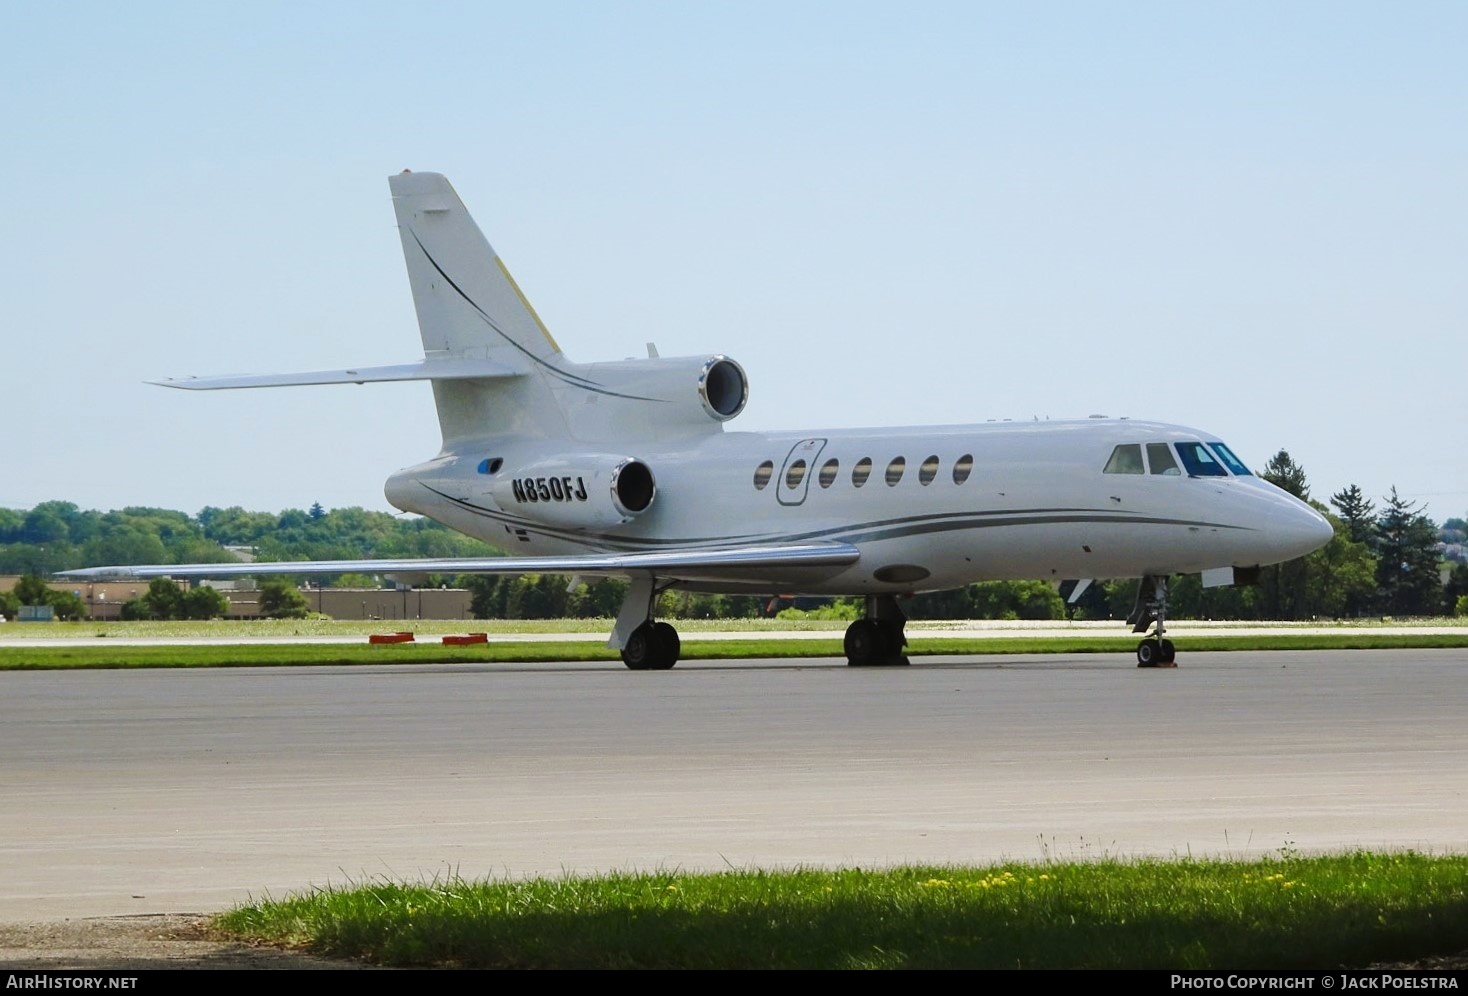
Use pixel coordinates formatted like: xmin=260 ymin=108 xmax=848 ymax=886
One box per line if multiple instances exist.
xmin=1129 ymin=575 xmax=1177 ymax=667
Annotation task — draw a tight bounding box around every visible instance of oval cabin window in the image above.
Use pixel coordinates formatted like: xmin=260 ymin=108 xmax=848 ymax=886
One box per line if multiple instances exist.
xmin=919 ymin=455 xmax=939 ymax=486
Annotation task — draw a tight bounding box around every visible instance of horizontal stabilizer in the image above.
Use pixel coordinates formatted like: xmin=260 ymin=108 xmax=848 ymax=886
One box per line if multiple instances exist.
xmin=59 ymin=543 xmax=861 ymax=585
xmin=150 ymin=357 xmax=525 ymax=390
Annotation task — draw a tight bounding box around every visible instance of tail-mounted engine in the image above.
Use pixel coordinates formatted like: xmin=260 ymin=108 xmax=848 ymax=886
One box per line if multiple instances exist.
xmin=568 ymin=354 xmax=749 ymax=439
xmin=489 ymin=455 xmax=656 ymax=530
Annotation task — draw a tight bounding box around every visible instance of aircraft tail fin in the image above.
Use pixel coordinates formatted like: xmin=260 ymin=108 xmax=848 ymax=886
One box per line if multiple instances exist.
xmin=389 ymin=171 xmax=572 ymax=444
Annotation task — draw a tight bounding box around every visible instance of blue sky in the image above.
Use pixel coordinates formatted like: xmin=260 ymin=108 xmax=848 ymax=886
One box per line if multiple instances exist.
xmin=4 ymin=2 xmax=1465 ymax=521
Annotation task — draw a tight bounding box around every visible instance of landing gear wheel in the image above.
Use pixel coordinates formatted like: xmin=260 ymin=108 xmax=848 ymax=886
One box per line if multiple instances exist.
xmin=651 ymin=621 xmax=680 ymax=670
xmin=621 ymin=620 xmax=680 ymax=670
xmin=622 ymin=622 xmax=657 ymax=670
xmin=844 ymin=619 xmax=885 ymax=667
xmin=1137 ymin=638 xmax=1177 ymax=667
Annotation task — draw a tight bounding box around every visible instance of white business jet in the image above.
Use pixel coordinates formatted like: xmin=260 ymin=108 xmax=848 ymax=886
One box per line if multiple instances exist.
xmin=64 ymin=171 xmax=1334 ymax=669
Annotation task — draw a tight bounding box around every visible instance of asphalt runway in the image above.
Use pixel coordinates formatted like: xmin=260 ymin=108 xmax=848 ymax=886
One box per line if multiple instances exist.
xmin=3 ymin=649 xmax=1466 ymax=922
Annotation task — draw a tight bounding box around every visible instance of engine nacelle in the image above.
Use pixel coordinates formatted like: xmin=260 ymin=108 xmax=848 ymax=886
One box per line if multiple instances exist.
xmin=489 ymin=455 xmax=656 ymax=529
xmin=575 ymin=354 xmax=749 ymax=426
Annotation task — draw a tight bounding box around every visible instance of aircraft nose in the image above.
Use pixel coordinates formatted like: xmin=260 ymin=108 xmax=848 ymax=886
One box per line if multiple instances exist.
xmin=1280 ymin=498 xmax=1335 ymax=559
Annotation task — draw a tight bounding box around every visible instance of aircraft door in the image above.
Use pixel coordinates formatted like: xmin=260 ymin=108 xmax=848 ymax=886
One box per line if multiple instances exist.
xmin=777 ymin=438 xmax=826 ymax=507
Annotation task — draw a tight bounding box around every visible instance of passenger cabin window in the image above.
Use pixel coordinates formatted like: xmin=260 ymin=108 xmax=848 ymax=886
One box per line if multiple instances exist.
xmin=818 ymin=459 xmax=839 ymax=488
xmin=852 ymin=458 xmax=873 ymax=488
xmin=953 ymin=454 xmax=974 ymax=485
xmin=1103 ymin=444 xmax=1144 ymax=475
xmin=919 ymin=455 xmax=940 ymax=486
xmin=753 ymin=461 xmax=774 ymax=490
xmin=1175 ymin=442 xmax=1229 ymax=477
xmin=885 ymin=457 xmax=906 ymax=486
xmin=785 ymin=460 xmax=807 ymax=489
xmin=1207 ymin=442 xmax=1252 ymax=476
xmin=1146 ymin=443 xmax=1181 ymax=476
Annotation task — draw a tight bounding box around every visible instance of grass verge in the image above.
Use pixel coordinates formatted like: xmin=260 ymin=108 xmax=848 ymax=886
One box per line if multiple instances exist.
xmin=2 ymin=633 xmax=1467 ymax=670
xmin=214 ymin=852 xmax=1468 ymax=969
xmin=3 ymin=633 xmax=1468 ymax=670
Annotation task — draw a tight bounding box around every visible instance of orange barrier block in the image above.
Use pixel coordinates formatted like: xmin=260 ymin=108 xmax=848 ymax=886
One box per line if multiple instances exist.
xmin=442 ymin=633 xmax=489 ymax=646
xmin=368 ymin=632 xmax=416 ymax=644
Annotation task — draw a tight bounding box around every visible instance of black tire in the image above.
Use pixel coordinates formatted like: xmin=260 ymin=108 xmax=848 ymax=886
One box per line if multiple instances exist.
xmin=878 ymin=620 xmax=907 ymax=657
xmin=1136 ymin=639 xmax=1158 ymax=666
xmin=621 ymin=622 xmax=658 ymax=670
xmin=844 ymin=619 xmax=884 ymax=666
xmin=1159 ymin=639 xmax=1176 ymax=664
xmin=651 ymin=621 xmax=680 ymax=670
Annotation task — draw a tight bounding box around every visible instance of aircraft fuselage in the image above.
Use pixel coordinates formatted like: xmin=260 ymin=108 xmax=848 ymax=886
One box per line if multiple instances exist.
xmin=387 ymin=417 xmax=1331 ymax=596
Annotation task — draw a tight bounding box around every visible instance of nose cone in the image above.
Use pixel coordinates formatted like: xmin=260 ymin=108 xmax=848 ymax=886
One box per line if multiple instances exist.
xmin=1269 ymin=491 xmax=1335 ymax=562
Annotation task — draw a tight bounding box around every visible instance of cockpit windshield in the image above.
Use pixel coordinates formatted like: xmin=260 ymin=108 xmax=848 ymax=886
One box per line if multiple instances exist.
xmin=1175 ymin=441 xmax=1229 ymax=477
xmin=1206 ymin=442 xmax=1252 ymax=476
xmin=1104 ymin=439 xmax=1252 ymax=479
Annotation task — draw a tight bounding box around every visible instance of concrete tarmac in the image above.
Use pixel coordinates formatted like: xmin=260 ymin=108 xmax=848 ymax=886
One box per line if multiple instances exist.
xmin=2 ymin=649 xmax=1466 ymax=922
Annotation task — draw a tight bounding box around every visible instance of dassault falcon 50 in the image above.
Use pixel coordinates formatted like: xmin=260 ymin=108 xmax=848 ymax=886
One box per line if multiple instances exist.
xmin=64 ymin=171 xmax=1334 ymax=669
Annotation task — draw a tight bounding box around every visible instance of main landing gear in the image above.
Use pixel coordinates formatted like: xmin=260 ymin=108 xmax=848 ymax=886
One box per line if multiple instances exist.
xmin=622 ymin=619 xmax=680 ymax=670
xmin=611 ymin=576 xmax=682 ymax=670
xmin=843 ymin=595 xmax=910 ymax=667
xmin=1128 ymin=574 xmax=1177 ymax=667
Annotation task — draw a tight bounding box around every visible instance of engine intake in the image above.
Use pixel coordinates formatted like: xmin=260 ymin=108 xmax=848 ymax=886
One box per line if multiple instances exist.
xmin=698 ymin=356 xmax=748 ymax=421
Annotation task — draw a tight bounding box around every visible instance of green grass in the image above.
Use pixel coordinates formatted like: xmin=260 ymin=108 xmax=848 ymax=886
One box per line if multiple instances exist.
xmin=4 ymin=632 xmax=1468 ymax=670
xmin=214 ymin=853 xmax=1468 ymax=969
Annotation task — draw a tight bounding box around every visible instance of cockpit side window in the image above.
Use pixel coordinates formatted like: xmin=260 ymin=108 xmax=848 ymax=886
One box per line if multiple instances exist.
xmin=1103 ymin=444 xmax=1144 ymax=475
xmin=1207 ymin=442 xmax=1252 ymax=476
xmin=1175 ymin=441 xmax=1229 ymax=477
xmin=1146 ymin=443 xmax=1181 ymax=476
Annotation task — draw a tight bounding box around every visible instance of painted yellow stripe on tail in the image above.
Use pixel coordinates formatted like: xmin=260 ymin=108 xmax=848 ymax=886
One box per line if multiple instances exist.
xmin=495 ymin=257 xmax=561 ymax=353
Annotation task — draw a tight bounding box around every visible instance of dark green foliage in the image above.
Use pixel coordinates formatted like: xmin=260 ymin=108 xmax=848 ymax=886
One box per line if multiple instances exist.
xmin=13 ymin=574 xmax=53 ymax=605
xmin=905 ymin=581 xmax=1065 ymax=620
xmin=1261 ymin=450 xmax=1309 ymax=500
xmin=463 ymin=574 xmax=638 ymax=621
xmin=45 ymin=589 xmax=87 ymax=621
xmin=1375 ymin=488 xmax=1442 ymax=616
xmin=1331 ymin=485 xmax=1376 ymax=547
xmin=0 ymin=501 xmax=501 ymax=577
xmin=1443 ymin=563 xmax=1468 ymax=615
xmin=183 ymin=585 xmax=229 ymax=620
xmin=6 ymin=574 xmax=88 ymax=620
xmin=259 ymin=580 xmax=310 ymax=619
xmin=116 ymin=578 xmax=231 ymax=620
xmin=142 ymin=578 xmax=186 ymax=620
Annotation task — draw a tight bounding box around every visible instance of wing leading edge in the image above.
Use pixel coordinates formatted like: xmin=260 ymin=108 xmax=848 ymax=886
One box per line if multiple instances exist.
xmin=58 ymin=543 xmax=861 ymax=585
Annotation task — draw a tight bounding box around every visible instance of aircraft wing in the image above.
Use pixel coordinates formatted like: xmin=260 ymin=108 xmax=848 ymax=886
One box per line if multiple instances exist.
xmin=58 ymin=543 xmax=861 ymax=585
